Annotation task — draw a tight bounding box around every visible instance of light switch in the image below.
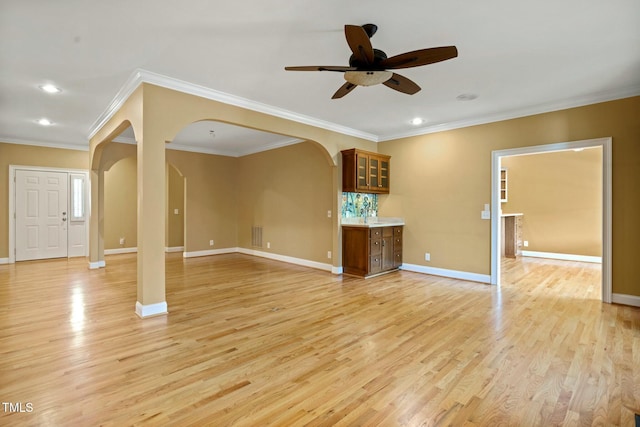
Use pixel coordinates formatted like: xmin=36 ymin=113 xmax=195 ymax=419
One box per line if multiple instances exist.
xmin=174 ymin=208 xmax=179 ymax=215
xmin=481 ymin=211 xmax=491 ymax=220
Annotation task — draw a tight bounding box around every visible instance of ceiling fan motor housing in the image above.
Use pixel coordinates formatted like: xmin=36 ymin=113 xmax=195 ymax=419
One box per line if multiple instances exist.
xmin=349 ymin=49 xmax=388 ymax=69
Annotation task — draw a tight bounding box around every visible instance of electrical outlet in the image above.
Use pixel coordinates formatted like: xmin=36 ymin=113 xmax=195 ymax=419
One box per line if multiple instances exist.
xmin=174 ymin=208 xmax=179 ymax=215
xmin=425 ymin=253 xmax=431 ymax=261
xmin=524 ymin=240 xmax=529 ymax=247
xmin=327 ymin=251 xmax=332 ymax=259
xmin=209 ymin=240 xmax=214 ymax=246
xmin=119 ymin=237 xmax=125 ymax=245
xmin=327 ymin=210 xmax=332 ymax=218
xmin=267 ymin=242 xmax=271 ymax=249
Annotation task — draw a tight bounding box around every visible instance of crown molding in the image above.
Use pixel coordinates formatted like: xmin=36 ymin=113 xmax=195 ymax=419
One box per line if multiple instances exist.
xmin=90 ymin=69 xmax=640 ymax=146
xmin=88 ymin=69 xmax=145 ymax=140
xmin=112 ymin=134 xmax=304 ymax=157
xmin=379 ymin=84 xmax=640 ymax=142
xmin=234 ymin=137 xmax=304 ymax=157
xmin=0 ymin=137 xmax=89 ymax=152
xmin=89 ymin=68 xmax=378 ymax=143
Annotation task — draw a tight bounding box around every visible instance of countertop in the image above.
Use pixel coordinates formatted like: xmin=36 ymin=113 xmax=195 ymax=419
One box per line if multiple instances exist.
xmin=501 ymin=212 xmax=524 ymax=217
xmin=341 ymin=217 xmax=405 ymax=228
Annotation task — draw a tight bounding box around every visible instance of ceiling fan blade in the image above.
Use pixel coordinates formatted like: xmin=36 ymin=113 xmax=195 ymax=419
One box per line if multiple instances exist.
xmin=383 ymin=73 xmax=421 ymax=95
xmin=332 ymin=82 xmax=357 ymax=99
xmin=380 ymin=46 xmax=458 ymax=69
xmin=345 ymin=25 xmax=374 ymax=65
xmin=285 ymin=66 xmax=356 ymax=72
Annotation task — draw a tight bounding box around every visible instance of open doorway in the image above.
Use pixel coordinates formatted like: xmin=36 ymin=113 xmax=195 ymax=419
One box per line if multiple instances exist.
xmin=490 ymin=137 xmax=612 ymax=302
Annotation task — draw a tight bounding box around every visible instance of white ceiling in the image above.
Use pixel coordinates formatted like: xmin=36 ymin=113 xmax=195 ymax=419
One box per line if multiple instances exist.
xmin=1 ymin=0 xmax=639 ymax=156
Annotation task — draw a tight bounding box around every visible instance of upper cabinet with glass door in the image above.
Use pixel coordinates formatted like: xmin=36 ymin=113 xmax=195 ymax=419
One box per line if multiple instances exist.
xmin=341 ymin=148 xmax=391 ymax=194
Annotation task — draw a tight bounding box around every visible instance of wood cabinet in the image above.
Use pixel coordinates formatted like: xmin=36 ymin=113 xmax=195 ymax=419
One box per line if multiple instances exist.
xmin=341 ymin=148 xmax=390 ymax=194
xmin=502 ymin=214 xmax=523 ymax=258
xmin=342 ymin=226 xmax=403 ymax=277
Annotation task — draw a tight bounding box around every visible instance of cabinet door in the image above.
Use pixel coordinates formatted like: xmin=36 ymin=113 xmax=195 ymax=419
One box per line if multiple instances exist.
xmin=356 ymin=153 xmax=369 ymax=191
xmin=379 ymin=158 xmax=389 ymax=192
xmin=381 ymin=237 xmax=394 ymax=270
xmin=369 ymin=156 xmax=379 ymax=189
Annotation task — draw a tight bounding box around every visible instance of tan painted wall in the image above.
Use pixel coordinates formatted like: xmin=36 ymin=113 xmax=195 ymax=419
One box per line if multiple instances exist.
xmin=378 ymin=96 xmax=640 ymax=296
xmin=237 ymin=141 xmax=334 ymax=263
xmin=501 ymin=148 xmax=602 ymax=256
xmin=166 ymin=149 xmax=238 ymax=253
xmin=104 ymin=156 xmax=137 ymax=250
xmin=0 ymin=142 xmax=89 ymax=258
xmin=166 ymin=164 xmax=184 ymax=248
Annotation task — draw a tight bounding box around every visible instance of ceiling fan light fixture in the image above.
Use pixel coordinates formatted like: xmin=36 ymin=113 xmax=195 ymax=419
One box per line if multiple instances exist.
xmin=344 ymin=70 xmax=392 ymax=87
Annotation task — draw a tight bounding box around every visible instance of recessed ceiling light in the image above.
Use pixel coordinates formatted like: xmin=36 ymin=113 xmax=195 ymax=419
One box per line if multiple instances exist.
xmin=37 ymin=118 xmax=53 ymax=126
xmin=456 ymin=93 xmax=478 ymax=101
xmin=411 ymin=118 xmax=424 ymax=126
xmin=39 ymin=84 xmax=61 ymax=94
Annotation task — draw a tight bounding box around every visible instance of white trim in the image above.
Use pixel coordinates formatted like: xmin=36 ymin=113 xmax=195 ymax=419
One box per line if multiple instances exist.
xmin=9 ymin=165 xmax=90 ymax=264
xmin=380 ymin=85 xmax=640 ymax=142
xmin=611 ymin=293 xmax=640 ymax=308
xmin=88 ymin=69 xmax=145 ymax=140
xmin=104 ymin=247 xmax=137 ymax=255
xmin=135 ymin=301 xmax=168 ymax=318
xmin=89 ymin=260 xmax=106 ymax=269
xmin=332 ymin=266 xmax=344 ymax=275
xmin=237 ymin=248 xmax=333 ymax=272
xmin=400 ymin=263 xmax=491 ymax=284
xmin=0 ymin=137 xmax=89 ymax=152
xmin=521 ymin=251 xmax=602 ymax=263
xmin=183 ymin=248 xmax=239 ymax=258
xmin=165 ymin=246 xmax=184 ymax=253
xmin=0 ymin=258 xmax=9 ymax=265
xmin=89 ymin=68 xmax=378 ymax=143
xmin=182 ymin=246 xmax=334 ymax=272
xmin=491 ymin=137 xmax=612 ymax=304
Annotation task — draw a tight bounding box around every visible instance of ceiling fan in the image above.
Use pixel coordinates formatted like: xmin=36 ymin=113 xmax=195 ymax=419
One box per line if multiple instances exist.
xmin=285 ymin=24 xmax=458 ymax=99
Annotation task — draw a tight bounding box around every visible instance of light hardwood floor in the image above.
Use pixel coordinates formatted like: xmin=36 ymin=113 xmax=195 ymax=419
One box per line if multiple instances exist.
xmin=0 ymin=254 xmax=638 ymax=426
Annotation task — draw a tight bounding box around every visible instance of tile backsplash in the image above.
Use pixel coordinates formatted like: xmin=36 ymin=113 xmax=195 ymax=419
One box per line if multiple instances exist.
xmin=341 ymin=192 xmax=378 ymax=218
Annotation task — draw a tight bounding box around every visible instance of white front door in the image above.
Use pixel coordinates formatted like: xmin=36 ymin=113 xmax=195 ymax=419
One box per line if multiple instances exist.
xmin=15 ymin=170 xmax=69 ymax=261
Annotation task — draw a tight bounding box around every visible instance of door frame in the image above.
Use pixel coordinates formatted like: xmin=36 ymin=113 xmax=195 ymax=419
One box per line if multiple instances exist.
xmin=490 ymin=137 xmax=612 ymax=302
xmin=8 ymin=165 xmax=90 ymax=264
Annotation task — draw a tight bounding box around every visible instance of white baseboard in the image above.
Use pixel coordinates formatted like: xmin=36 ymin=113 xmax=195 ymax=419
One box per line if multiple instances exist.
xmin=332 ymin=266 xmax=344 ymax=275
xmin=237 ymin=248 xmax=333 ymax=272
xmin=183 ymin=247 xmax=239 ymax=258
xmin=165 ymin=246 xmax=184 ymax=253
xmin=401 ymin=263 xmax=491 ymax=284
xmin=522 ymin=251 xmax=602 ymax=263
xmin=105 ymin=247 xmax=138 ymax=255
xmin=135 ymin=301 xmax=168 ymax=318
xmin=611 ymin=293 xmax=640 ymax=308
xmin=88 ymin=260 xmax=106 ymax=269
xmin=0 ymin=257 xmax=9 ymax=265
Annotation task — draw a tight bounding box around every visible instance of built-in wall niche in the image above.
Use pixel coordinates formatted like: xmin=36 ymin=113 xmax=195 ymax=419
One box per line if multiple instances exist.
xmin=500 ymin=168 xmax=508 ymax=202
xmin=341 ymin=192 xmax=378 ymax=218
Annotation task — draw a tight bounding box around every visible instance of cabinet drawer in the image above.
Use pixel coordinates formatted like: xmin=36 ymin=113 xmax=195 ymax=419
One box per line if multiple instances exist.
xmin=393 ymin=251 xmax=403 ymax=267
xmin=369 ymin=228 xmax=383 ymax=239
xmin=370 ymin=238 xmax=382 ymax=255
xmin=369 ymin=254 xmax=382 ymax=274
